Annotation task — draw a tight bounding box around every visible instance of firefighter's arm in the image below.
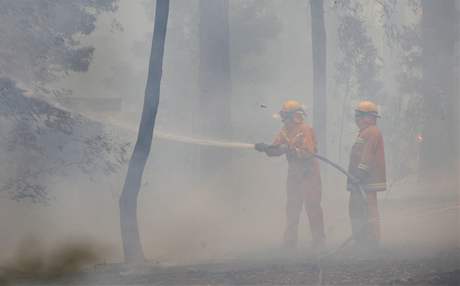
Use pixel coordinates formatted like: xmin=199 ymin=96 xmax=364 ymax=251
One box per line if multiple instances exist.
xmin=254 ymin=131 xmax=288 ymax=157
xmin=266 ymin=132 xmax=288 ymax=156
xmin=265 ymin=144 xmax=288 ymax=157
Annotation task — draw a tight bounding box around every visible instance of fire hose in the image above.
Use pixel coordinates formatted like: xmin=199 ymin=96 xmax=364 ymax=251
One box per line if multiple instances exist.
xmin=91 ymin=113 xmax=369 ymax=252
xmin=293 ymin=152 xmax=368 ymax=257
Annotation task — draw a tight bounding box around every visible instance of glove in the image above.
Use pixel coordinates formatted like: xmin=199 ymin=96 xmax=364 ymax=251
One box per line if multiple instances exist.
xmin=347 ymin=177 xmax=361 ymax=192
xmin=264 ymin=144 xmax=289 ymax=156
xmin=349 ymin=175 xmax=361 ymax=186
xmin=352 ymin=168 xmax=368 ymax=185
xmin=254 ymin=143 xmax=269 ymax=152
xmin=277 ymin=144 xmax=289 ymax=154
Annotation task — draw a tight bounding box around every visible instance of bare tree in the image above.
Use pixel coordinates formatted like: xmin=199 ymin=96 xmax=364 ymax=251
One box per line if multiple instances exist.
xmin=310 ymin=0 xmax=327 ymax=155
xmin=119 ymin=0 xmax=170 ymax=263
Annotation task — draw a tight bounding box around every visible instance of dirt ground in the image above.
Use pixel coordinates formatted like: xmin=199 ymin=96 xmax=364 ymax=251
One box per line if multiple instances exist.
xmin=9 ymin=247 xmax=460 ymax=285
xmin=7 ymin=191 xmax=459 ymax=286
xmin=7 ymin=203 xmax=460 ymax=285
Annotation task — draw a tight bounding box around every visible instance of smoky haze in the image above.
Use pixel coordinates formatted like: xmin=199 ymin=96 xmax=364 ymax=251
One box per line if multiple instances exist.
xmin=0 ymin=0 xmax=458 ymax=284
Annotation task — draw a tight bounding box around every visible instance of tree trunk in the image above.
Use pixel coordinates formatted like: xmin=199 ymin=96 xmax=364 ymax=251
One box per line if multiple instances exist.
xmin=198 ymin=0 xmax=233 ymax=186
xmin=119 ymin=0 xmax=170 ymax=264
xmin=338 ymin=80 xmax=350 ymax=165
xmin=310 ymin=0 xmax=327 ymax=155
xmin=419 ymin=0 xmax=457 ymax=191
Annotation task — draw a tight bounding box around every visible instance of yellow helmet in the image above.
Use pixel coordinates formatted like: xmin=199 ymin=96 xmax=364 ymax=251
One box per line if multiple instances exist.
xmin=280 ymin=100 xmax=306 ymax=121
xmin=355 ymin=100 xmax=380 ymax=117
xmin=282 ymin=100 xmax=303 ymax=113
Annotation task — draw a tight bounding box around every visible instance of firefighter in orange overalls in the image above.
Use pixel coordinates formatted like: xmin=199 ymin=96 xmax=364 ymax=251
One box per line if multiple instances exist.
xmin=255 ymin=100 xmax=325 ymax=249
xmin=347 ymin=100 xmax=386 ymax=248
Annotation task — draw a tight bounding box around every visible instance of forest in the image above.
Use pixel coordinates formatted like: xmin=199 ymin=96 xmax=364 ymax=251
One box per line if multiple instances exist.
xmin=0 ymin=0 xmax=458 ymax=285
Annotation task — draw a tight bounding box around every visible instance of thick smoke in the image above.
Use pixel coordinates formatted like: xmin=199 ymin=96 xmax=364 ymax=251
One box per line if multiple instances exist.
xmin=0 ymin=0 xmax=458 ymax=284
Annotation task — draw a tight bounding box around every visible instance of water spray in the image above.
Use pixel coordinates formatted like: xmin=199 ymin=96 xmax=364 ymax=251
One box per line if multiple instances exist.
xmin=156 ymin=132 xmax=254 ymax=149
xmin=84 ymin=108 xmax=358 ymax=181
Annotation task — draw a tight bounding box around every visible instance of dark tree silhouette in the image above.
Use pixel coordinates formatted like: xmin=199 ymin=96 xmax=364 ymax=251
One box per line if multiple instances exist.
xmin=119 ymin=0 xmax=170 ymax=263
xmin=310 ymin=0 xmax=327 ymax=155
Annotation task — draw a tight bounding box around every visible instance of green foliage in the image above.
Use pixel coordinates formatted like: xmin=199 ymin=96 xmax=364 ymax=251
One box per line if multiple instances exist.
xmin=334 ymin=1 xmax=383 ymax=101
xmin=0 ymin=0 xmax=118 ymax=84
xmin=0 ymin=77 xmax=129 ymax=203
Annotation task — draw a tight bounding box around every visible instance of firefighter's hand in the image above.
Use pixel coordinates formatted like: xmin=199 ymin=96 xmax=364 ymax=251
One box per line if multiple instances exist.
xmin=350 ymin=168 xmax=368 ymax=187
xmin=277 ymin=144 xmax=289 ymax=154
xmin=254 ymin=143 xmax=269 ymax=152
xmin=349 ymin=175 xmax=361 ymax=186
xmin=286 ymin=145 xmax=296 ymax=156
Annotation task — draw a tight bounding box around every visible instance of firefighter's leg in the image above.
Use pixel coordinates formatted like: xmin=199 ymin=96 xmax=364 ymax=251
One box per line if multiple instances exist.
xmin=366 ymin=191 xmax=380 ymax=246
xmin=304 ymin=182 xmax=325 ymax=247
xmin=284 ymin=179 xmax=303 ymax=248
xmin=349 ymin=190 xmax=368 ymax=245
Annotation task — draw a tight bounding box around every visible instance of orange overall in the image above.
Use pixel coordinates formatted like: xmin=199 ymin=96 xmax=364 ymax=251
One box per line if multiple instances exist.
xmin=268 ymin=122 xmax=325 ymax=247
xmin=347 ymin=124 xmax=386 ymax=246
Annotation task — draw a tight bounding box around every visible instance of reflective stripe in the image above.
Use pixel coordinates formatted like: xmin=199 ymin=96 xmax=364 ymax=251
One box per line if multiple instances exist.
xmin=288 ymin=132 xmax=303 ymax=145
xmin=283 ymin=130 xmax=304 ymax=146
xmin=296 ymin=148 xmax=313 ymax=159
xmin=355 ymin=137 xmax=365 ymax=144
xmin=358 ymin=163 xmax=369 ymax=171
xmin=293 ymin=132 xmax=303 ymax=141
xmin=280 ymin=130 xmax=289 ymax=142
xmin=365 ymin=183 xmax=386 ymax=191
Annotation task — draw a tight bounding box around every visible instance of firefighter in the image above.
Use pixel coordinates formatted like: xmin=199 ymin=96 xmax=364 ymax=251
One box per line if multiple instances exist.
xmin=255 ymin=100 xmax=325 ymax=249
xmin=347 ymin=100 xmax=386 ymax=248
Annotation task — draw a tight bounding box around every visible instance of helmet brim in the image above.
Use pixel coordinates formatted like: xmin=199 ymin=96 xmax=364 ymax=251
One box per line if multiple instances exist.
xmin=355 ymin=110 xmax=380 ymax=118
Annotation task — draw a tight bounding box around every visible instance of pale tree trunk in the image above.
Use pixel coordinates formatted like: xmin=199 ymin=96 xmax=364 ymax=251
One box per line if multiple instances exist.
xmin=119 ymin=0 xmax=170 ymax=263
xmin=310 ymin=0 xmax=327 ymax=156
xmin=419 ymin=0 xmax=457 ymax=191
xmin=198 ymin=0 xmax=232 ymax=186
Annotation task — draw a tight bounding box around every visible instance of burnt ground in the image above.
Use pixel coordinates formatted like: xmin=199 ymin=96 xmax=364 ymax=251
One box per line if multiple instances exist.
xmin=10 ymin=246 xmax=459 ymax=285
xmin=7 ymin=190 xmax=460 ymax=285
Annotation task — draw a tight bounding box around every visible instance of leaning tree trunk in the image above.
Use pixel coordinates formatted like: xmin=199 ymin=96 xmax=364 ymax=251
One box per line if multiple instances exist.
xmin=419 ymin=0 xmax=457 ymax=191
xmin=119 ymin=0 xmax=170 ymax=263
xmin=310 ymin=0 xmax=327 ymax=155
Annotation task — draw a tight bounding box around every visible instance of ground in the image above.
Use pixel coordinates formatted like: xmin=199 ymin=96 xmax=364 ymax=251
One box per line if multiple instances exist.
xmin=10 ymin=247 xmax=460 ymax=285
xmin=4 ymin=181 xmax=460 ymax=285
